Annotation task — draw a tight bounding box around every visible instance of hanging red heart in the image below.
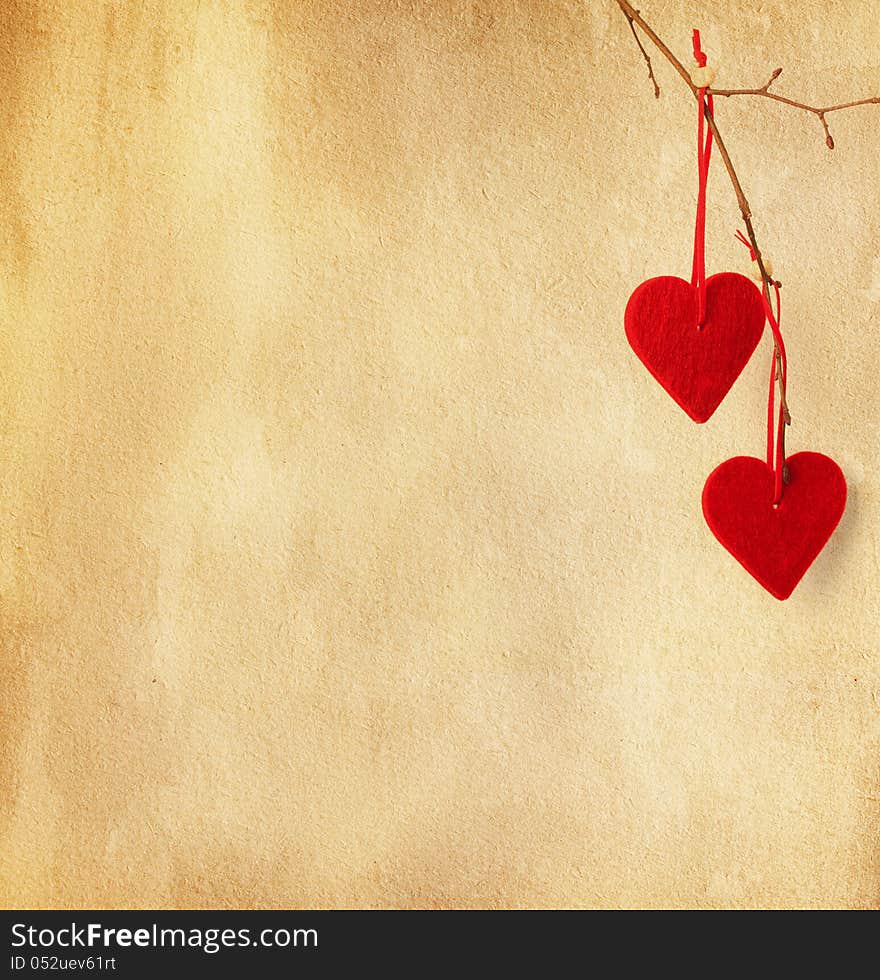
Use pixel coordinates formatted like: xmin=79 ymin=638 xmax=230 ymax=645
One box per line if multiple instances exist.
xmin=702 ymin=451 xmax=847 ymax=599
xmin=624 ymin=272 xmax=765 ymax=422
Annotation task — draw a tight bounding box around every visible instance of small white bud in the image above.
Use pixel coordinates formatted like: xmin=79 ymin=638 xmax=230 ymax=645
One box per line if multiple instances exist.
xmin=691 ymin=65 xmax=717 ymax=88
xmin=749 ymin=258 xmax=773 ymax=281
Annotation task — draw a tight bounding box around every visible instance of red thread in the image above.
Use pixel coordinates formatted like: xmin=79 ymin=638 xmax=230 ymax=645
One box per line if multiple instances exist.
xmin=734 ymin=228 xmax=755 ymax=261
xmin=735 ymin=231 xmax=788 ymax=503
xmin=765 ymin=281 xmax=787 ymax=504
xmin=692 ymin=29 xmax=707 ymax=67
xmin=691 ymin=30 xmax=713 ymax=328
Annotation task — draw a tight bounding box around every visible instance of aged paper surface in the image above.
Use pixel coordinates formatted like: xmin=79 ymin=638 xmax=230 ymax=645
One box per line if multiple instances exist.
xmin=1 ymin=1 xmax=878 ymax=909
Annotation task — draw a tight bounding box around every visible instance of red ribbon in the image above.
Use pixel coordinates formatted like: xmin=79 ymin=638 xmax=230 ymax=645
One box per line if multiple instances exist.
xmin=695 ymin=29 xmax=788 ymax=505
xmin=735 ymin=230 xmax=788 ymax=504
xmin=691 ymin=29 xmax=713 ymax=328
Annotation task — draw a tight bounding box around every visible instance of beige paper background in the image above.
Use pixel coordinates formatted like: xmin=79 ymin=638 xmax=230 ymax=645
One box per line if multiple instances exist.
xmin=1 ymin=0 xmax=878 ymax=910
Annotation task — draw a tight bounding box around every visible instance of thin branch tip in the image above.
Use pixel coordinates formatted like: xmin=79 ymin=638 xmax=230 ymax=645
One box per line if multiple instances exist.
xmin=625 ymin=13 xmax=660 ymax=98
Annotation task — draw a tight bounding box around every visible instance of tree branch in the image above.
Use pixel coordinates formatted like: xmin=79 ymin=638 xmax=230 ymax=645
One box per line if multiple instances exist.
xmin=712 ymin=70 xmax=880 ymax=150
xmin=623 ymin=8 xmax=660 ymax=98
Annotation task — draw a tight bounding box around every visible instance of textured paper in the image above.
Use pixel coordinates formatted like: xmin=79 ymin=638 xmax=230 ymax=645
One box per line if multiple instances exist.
xmin=1 ymin=1 xmax=879 ymax=910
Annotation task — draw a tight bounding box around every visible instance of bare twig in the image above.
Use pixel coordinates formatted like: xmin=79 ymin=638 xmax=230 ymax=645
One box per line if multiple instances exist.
xmin=712 ymin=78 xmax=880 ymax=150
xmin=613 ymin=0 xmax=877 ymax=461
xmin=624 ymin=10 xmax=660 ymax=98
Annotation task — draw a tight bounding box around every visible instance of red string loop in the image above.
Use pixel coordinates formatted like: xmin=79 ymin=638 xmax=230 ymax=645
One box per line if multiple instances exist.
xmin=692 ymin=29 xmax=707 ymax=67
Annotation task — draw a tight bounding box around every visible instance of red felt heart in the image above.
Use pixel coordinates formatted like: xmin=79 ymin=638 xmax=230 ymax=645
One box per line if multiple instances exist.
xmin=625 ymin=272 xmax=765 ymax=422
xmin=702 ymin=452 xmax=846 ymax=599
